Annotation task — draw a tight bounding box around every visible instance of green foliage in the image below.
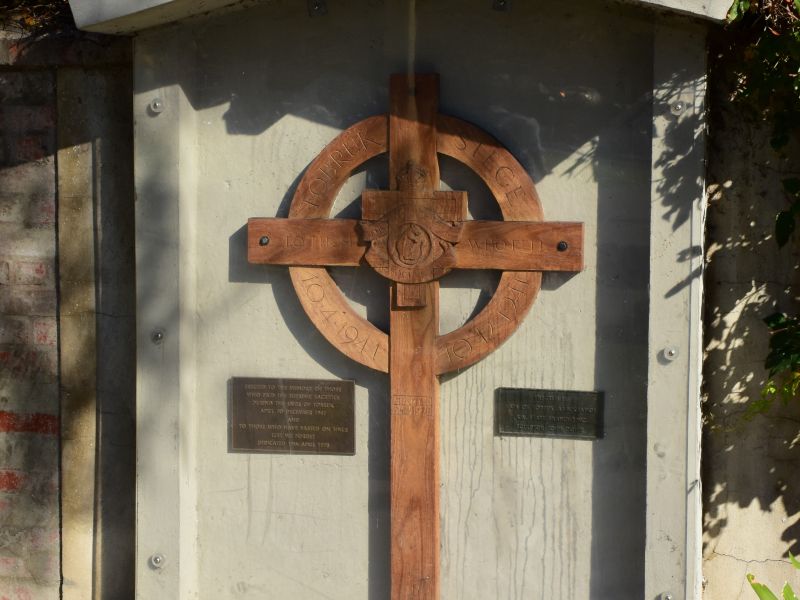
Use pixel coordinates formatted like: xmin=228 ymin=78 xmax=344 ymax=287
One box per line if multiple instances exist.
xmin=725 ymin=0 xmax=800 ymax=407
xmin=778 ymin=178 xmax=800 ymax=247
xmin=748 ymin=552 xmax=800 ymax=600
xmin=747 ymin=313 xmax=800 ymax=418
xmin=764 ymin=312 xmax=800 ymax=376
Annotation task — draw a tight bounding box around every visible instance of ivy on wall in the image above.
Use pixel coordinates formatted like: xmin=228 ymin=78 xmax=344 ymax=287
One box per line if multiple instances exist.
xmin=726 ymin=0 xmax=800 ymax=409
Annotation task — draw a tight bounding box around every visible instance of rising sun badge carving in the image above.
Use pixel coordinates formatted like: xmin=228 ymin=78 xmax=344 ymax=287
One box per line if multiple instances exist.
xmin=360 ymin=161 xmax=464 ymax=284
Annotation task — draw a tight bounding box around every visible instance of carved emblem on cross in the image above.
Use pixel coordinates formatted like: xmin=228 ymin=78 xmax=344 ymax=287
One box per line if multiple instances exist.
xmin=248 ymin=74 xmax=584 ymax=599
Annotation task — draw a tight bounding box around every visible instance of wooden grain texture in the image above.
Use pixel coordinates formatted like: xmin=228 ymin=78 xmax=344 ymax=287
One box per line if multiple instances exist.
xmin=269 ymin=110 xmax=577 ymax=375
xmin=361 ymin=190 xmax=466 ymax=221
xmin=395 ymin=283 xmax=428 ymax=308
xmin=435 ymin=270 xmax=541 ymax=375
xmin=247 ymin=218 xmax=364 ymax=266
xmin=287 ymin=115 xmax=387 ymax=219
xmin=285 ymin=115 xmax=390 ymax=372
xmin=390 ymin=282 xmax=440 ymax=599
xmin=388 ymin=73 xmax=440 ymax=600
xmin=436 ymin=115 xmax=543 ymax=221
xmin=361 ymin=192 xmax=467 ymax=286
xmin=453 ymin=221 xmax=583 ymax=271
xmin=246 ymin=75 xmax=587 ymax=599
xmin=434 ymin=115 xmax=546 ymax=374
xmin=289 ymin=267 xmax=390 ymax=371
xmin=389 ymin=73 xmax=439 ymax=192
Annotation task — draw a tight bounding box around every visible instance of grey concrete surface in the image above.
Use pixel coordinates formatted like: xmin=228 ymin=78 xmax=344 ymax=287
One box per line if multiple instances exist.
xmin=132 ymin=1 xmax=707 ymax=598
xmin=701 ymin=30 xmax=800 ymax=600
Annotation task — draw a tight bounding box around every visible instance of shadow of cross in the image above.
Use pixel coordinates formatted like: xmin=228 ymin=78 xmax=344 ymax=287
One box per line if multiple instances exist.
xmin=247 ymin=74 xmax=584 ymax=600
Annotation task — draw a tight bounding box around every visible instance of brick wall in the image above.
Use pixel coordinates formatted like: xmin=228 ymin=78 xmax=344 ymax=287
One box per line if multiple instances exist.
xmin=0 ymin=32 xmax=133 ymax=599
xmin=0 ymin=69 xmax=60 ymax=599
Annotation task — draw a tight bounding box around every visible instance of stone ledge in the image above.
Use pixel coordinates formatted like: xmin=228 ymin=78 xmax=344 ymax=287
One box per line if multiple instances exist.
xmin=69 ymin=0 xmax=262 ymax=34
xmin=67 ymin=0 xmax=729 ymax=34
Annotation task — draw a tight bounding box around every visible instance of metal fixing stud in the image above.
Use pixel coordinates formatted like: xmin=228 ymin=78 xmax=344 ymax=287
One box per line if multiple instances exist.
xmin=557 ymin=240 xmax=569 ymax=252
xmin=151 ymin=328 xmax=165 ymax=345
xmin=259 ymin=235 xmax=270 ymax=246
xmin=662 ymin=594 xmax=673 ymax=600
xmin=149 ymin=553 xmax=165 ymax=570
xmin=149 ymin=97 xmax=165 ymax=115
xmin=663 ymin=346 xmax=679 ymax=362
xmin=308 ymin=0 xmax=327 ymax=17
xmin=670 ymin=101 xmax=685 ymax=116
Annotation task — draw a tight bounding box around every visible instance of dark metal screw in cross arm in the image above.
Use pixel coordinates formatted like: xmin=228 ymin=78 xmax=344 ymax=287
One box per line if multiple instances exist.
xmin=259 ymin=236 xmax=270 ymax=246
xmin=557 ymin=241 xmax=569 ymax=252
xmin=308 ymin=0 xmax=328 ymax=17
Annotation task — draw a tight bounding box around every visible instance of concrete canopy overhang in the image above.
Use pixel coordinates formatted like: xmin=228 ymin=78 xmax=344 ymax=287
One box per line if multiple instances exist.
xmin=68 ymin=0 xmax=730 ymax=33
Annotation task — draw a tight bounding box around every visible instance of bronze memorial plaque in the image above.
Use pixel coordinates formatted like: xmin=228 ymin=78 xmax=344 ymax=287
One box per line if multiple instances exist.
xmin=494 ymin=388 xmax=604 ymax=440
xmin=230 ymin=377 xmax=355 ymax=455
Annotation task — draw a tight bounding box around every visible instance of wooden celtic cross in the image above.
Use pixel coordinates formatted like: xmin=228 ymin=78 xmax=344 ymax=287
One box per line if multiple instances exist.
xmin=248 ymin=74 xmax=583 ymax=599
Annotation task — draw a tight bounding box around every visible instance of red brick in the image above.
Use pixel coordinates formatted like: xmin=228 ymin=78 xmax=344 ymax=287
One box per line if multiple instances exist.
xmin=0 ymin=469 xmax=58 ymax=496
xmin=34 ymin=349 xmax=57 ymax=382
xmin=0 ymin=586 xmax=34 ymax=600
xmin=0 ymin=349 xmax=57 ymax=383
xmin=0 ymin=161 xmax=55 ymax=197
xmin=0 ymin=288 xmax=56 ymax=316
xmin=0 ymin=196 xmax=55 ymax=227
xmin=13 ymin=261 xmax=50 ymax=286
xmin=0 ymin=75 xmax=27 ymax=104
xmin=27 ymin=528 xmax=59 ymax=553
xmin=0 ymin=198 xmax=21 ymax=223
xmin=31 ymin=319 xmax=55 ymax=347
xmin=0 ymin=556 xmax=29 ymax=579
xmin=0 ymin=412 xmax=58 ymax=436
xmin=0 ymin=471 xmax=23 ymax=493
xmin=0 ymin=106 xmax=55 ymax=133
xmin=32 ymin=196 xmax=54 ymax=227
xmin=0 ymin=433 xmax=58 ymax=471
xmin=12 ymin=136 xmax=50 ymax=162
xmin=0 ymin=73 xmax=52 ymax=105
xmin=0 ymin=488 xmax=59 ymax=529
xmin=0 ymin=317 xmax=30 ymax=344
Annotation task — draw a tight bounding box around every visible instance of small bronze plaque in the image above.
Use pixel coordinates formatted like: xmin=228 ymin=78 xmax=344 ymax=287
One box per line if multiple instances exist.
xmin=230 ymin=377 xmax=355 ymax=455
xmin=494 ymin=388 xmax=603 ymax=440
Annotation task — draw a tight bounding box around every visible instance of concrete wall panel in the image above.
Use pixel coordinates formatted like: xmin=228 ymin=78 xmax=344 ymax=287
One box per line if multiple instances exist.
xmin=134 ymin=1 xmax=706 ymax=598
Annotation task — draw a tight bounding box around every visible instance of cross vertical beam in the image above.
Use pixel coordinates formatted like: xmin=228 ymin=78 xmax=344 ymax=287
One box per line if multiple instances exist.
xmin=388 ymin=73 xmax=440 ymax=600
xmin=246 ymin=73 xmax=586 ymax=598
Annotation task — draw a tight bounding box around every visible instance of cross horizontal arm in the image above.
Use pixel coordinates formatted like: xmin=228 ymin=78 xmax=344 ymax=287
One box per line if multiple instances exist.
xmin=453 ymin=221 xmax=584 ymax=271
xmin=247 ymin=218 xmax=365 ymax=267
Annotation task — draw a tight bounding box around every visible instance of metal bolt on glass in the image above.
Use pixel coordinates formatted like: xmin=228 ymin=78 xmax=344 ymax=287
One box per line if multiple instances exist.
xmin=149 ymin=553 xmax=165 ymax=570
xmin=151 ymin=329 xmax=165 ymax=345
xmin=149 ymin=97 xmax=165 ymax=114
xmin=670 ymin=101 xmax=685 ymax=116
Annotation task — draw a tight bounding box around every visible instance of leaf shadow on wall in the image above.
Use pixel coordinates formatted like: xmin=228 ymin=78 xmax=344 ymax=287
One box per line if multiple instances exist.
xmin=702 ymin=31 xmax=800 ymax=576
